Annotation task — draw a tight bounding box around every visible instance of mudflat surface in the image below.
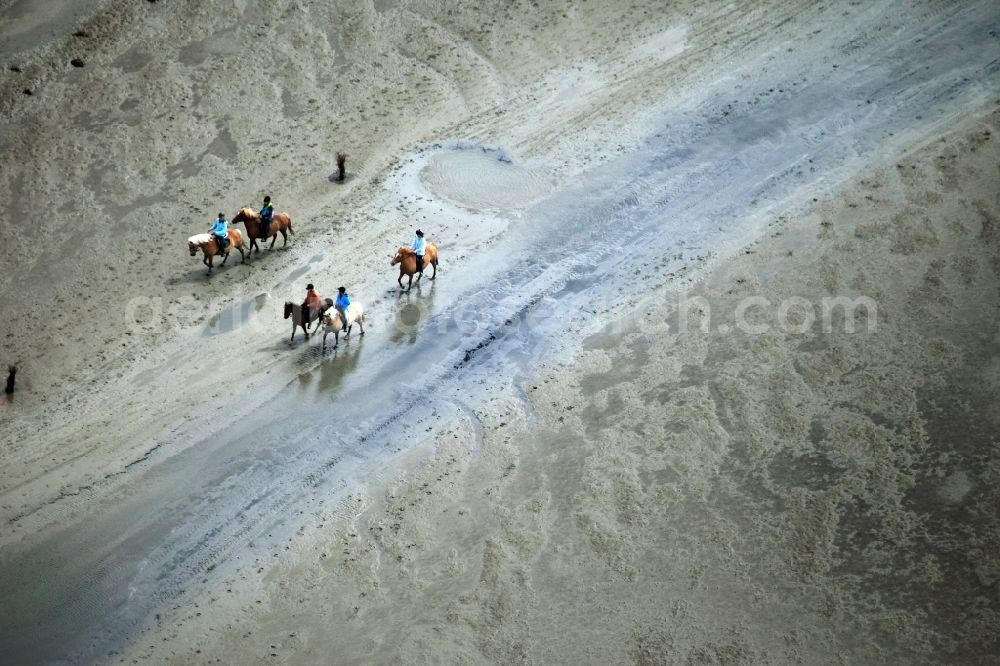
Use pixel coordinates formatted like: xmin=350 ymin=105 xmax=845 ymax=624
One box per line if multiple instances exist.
xmin=0 ymin=0 xmax=998 ymax=663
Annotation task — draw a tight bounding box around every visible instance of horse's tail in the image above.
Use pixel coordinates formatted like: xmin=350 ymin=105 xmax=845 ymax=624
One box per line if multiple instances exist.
xmin=287 ymin=216 xmax=295 ymax=235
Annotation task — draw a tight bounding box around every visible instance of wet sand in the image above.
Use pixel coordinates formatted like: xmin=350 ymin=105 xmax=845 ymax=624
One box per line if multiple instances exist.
xmin=120 ymin=105 xmax=1000 ymax=665
xmin=1 ymin=0 xmax=998 ymax=663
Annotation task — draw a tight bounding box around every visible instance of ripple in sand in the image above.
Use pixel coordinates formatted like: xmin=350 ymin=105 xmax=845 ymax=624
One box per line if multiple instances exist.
xmin=419 ymin=145 xmax=551 ymax=213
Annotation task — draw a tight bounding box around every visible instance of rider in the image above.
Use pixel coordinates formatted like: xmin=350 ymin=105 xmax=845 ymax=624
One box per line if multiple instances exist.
xmin=334 ymin=286 xmax=350 ymax=328
xmin=259 ymin=195 xmax=274 ymax=238
xmin=411 ymin=228 xmax=426 ymax=275
xmin=210 ymin=212 xmax=228 ymax=253
xmin=302 ymin=283 xmax=322 ymax=325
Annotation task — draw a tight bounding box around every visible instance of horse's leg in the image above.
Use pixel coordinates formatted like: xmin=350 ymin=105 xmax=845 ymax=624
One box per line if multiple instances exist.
xmin=332 ymin=330 xmax=339 ymax=349
xmin=238 ymin=246 xmax=246 ymax=264
xmin=322 ymin=329 xmax=329 ymax=350
xmin=281 ymin=229 xmax=288 ymax=247
xmin=290 ymin=323 xmax=296 ymax=342
xmin=358 ymin=317 xmax=365 ymax=336
xmin=221 ymin=250 xmax=230 ymax=266
xmin=406 ymin=274 xmax=413 ymax=292
xmin=430 ymin=260 xmax=437 ymax=280
xmin=269 ymin=233 xmax=277 ymax=250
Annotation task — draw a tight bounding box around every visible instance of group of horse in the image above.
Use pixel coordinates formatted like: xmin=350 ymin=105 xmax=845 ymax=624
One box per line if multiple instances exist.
xmin=283 ymin=243 xmax=440 ymax=349
xmin=283 ymin=299 xmax=364 ymax=349
xmin=186 ymin=206 xmax=441 ymax=350
xmin=187 ymin=207 xmax=295 ymax=271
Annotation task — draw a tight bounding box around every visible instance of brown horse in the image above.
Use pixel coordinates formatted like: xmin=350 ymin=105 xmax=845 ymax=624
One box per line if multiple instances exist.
xmin=390 ymin=243 xmax=438 ymax=291
xmin=188 ymin=231 xmax=246 ymax=273
xmin=232 ymin=207 xmax=294 ymax=255
xmin=284 ymin=298 xmax=334 ymax=341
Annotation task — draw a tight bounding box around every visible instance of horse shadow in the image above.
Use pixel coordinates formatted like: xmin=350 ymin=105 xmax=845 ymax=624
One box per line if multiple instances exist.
xmin=169 ymin=270 xmax=218 ymax=286
xmin=169 ymin=260 xmax=247 ymax=286
xmin=246 ymin=237 xmax=293 ymax=259
xmin=255 ymin=338 xmax=304 ymax=354
xmin=283 ymin=327 xmax=325 ymax=351
xmin=390 ymin=281 xmax=436 ymax=345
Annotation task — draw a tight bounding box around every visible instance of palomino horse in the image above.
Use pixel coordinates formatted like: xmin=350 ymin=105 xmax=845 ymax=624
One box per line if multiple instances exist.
xmin=188 ymin=231 xmax=246 ymax=273
xmin=321 ymin=302 xmax=365 ymax=350
xmin=390 ymin=243 xmax=438 ymax=291
xmin=231 ymin=207 xmax=294 ymax=255
xmin=284 ymin=298 xmax=334 ymax=341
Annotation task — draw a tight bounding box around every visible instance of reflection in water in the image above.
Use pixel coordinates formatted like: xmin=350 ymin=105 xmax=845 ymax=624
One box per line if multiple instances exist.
xmin=298 ymin=339 xmax=364 ymax=398
xmin=391 ymin=282 xmax=436 ymax=345
xmin=317 ymin=344 xmax=362 ymax=394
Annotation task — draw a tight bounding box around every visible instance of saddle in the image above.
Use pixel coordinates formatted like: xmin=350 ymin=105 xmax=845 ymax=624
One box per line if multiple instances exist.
xmin=216 ymin=236 xmax=230 ymax=250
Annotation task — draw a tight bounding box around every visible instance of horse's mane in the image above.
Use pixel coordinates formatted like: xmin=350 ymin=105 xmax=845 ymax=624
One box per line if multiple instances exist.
xmin=396 ymin=246 xmax=416 ymax=256
xmin=238 ymin=207 xmax=257 ymax=218
xmin=188 ymin=233 xmax=213 ymax=245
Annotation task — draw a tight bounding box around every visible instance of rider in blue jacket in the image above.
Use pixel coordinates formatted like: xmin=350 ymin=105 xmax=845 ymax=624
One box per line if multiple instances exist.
xmin=411 ymin=229 xmax=426 ymax=274
xmin=334 ymin=286 xmax=350 ymax=327
xmin=210 ymin=213 xmax=228 ymax=252
xmin=259 ymin=196 xmax=274 ymax=237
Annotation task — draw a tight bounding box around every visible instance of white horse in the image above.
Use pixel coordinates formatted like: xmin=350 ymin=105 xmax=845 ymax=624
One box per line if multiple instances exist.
xmin=321 ymin=302 xmax=365 ymax=350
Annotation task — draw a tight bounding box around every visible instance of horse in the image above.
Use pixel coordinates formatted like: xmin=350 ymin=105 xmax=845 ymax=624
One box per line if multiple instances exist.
xmin=284 ymin=297 xmax=334 ymax=341
xmin=188 ymin=230 xmax=246 ymax=273
xmin=321 ymin=302 xmax=365 ymax=350
xmin=231 ymin=207 xmax=294 ymax=255
xmin=390 ymin=243 xmax=438 ymax=291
